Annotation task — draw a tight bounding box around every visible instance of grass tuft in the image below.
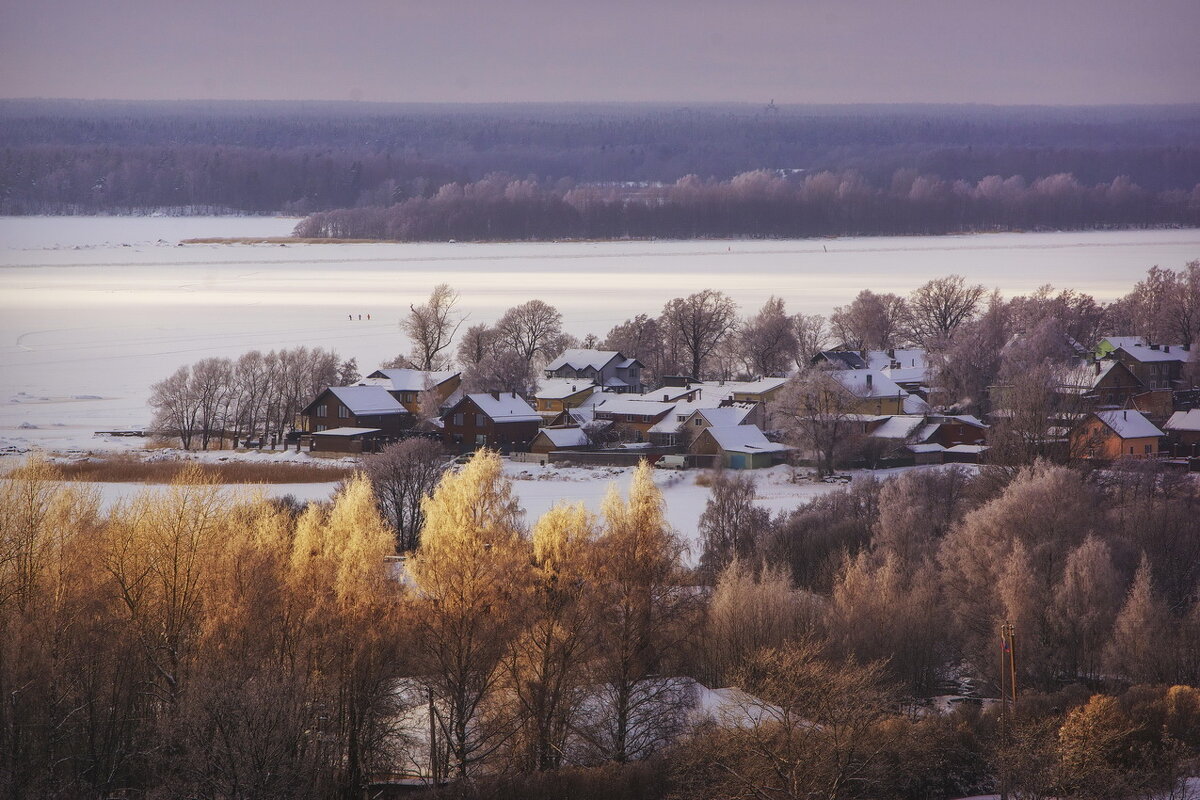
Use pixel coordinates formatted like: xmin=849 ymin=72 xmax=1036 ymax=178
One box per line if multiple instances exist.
xmin=10 ymin=454 xmax=353 ymax=484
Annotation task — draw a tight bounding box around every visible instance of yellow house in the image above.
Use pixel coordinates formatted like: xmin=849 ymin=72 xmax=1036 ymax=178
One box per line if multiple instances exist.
xmin=534 ymin=379 xmax=597 ymax=420
xmin=831 ymin=370 xmax=908 ymax=416
xmin=1071 ymin=409 xmax=1163 ymax=460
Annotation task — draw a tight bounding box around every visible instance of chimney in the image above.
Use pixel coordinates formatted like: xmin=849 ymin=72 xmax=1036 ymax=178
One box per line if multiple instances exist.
xmin=865 ymin=373 xmax=873 ymax=388
xmin=1150 ymin=343 xmax=1160 ymax=351
xmin=663 ymin=394 xmax=669 ymax=402
xmin=490 ymin=390 xmax=500 ymax=400
xmin=1123 ymin=410 xmax=1128 ymax=421
xmin=1164 ymin=345 xmax=1170 ymax=353
xmin=511 ymin=391 xmax=517 ymax=399
xmin=887 ymin=348 xmax=895 ymax=359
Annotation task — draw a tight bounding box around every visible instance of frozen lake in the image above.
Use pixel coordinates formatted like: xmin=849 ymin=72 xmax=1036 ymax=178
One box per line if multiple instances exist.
xmin=0 ymin=216 xmax=1197 ymax=448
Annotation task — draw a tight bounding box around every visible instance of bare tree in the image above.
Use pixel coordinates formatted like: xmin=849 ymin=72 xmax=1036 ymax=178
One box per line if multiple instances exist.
xmin=495 ymin=300 xmax=563 ymax=364
xmin=403 ymin=284 xmax=464 ymax=370
xmin=792 ymin=312 xmax=829 ymax=370
xmin=461 ymin=347 xmax=535 ymax=395
xmin=830 ymin=290 xmax=908 ymax=350
xmin=457 ymin=323 xmax=497 ymax=369
xmin=773 ymin=368 xmax=863 ymax=478
xmin=605 ymin=314 xmax=667 ymax=383
xmin=739 ymin=296 xmax=799 ymax=377
xmin=906 ymin=274 xmax=986 ymax=348
xmin=361 ymin=439 xmax=447 ymax=552
xmin=659 ymin=290 xmax=739 ymax=380
xmin=150 ymin=365 xmax=201 ymax=449
xmin=697 ymin=471 xmax=770 ymax=580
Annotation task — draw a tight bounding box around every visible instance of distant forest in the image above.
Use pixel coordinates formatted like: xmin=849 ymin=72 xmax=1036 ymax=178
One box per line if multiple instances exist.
xmin=3 ymin=100 xmax=1199 ymax=237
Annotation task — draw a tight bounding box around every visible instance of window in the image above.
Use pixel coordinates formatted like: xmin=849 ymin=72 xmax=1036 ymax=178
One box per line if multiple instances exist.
xmin=475 ymin=414 xmax=485 ymax=427
xmin=1144 ymin=444 xmax=1152 ymax=454
xmin=402 ymin=392 xmax=414 ymax=403
xmin=475 ymin=434 xmax=487 ymax=447
xmin=316 ymin=424 xmax=326 ymax=432
xmin=453 ymin=413 xmax=464 ymax=426
xmin=338 ymin=405 xmax=349 ymax=419
xmin=316 ymin=404 xmax=327 ymax=417
xmin=694 ymin=417 xmax=703 ymax=426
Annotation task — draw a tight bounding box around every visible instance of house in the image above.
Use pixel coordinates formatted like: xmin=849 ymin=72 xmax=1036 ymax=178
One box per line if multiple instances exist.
xmin=722 ymin=377 xmax=790 ymax=405
xmin=308 ymin=426 xmax=386 ymax=454
xmin=1095 ymin=335 xmax=1147 ymax=360
xmin=653 ymin=404 xmax=757 ymax=448
xmin=1111 ymin=343 xmax=1192 ymax=390
xmin=1071 ymin=409 xmax=1164 ymax=460
xmin=544 ymin=349 xmax=644 ymax=393
xmin=529 ymin=426 xmax=591 ymax=454
xmin=441 ymin=392 xmax=542 ymax=453
xmin=1056 ymin=360 xmax=1144 ymax=409
xmin=689 ymin=425 xmax=791 ymax=469
xmin=829 ymin=370 xmax=909 ymax=415
xmin=361 ymin=368 xmax=461 ymax=414
xmin=533 ymin=378 xmax=597 ymax=420
xmin=865 ymin=349 xmax=930 ymax=394
xmin=301 ymin=386 xmax=410 ymax=435
xmin=591 ymin=397 xmax=677 ymax=442
xmin=1163 ymin=409 xmax=1200 ymax=456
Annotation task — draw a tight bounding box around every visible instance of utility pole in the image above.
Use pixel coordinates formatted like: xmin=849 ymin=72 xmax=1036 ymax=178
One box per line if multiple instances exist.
xmin=998 ymin=621 xmax=1017 ymax=800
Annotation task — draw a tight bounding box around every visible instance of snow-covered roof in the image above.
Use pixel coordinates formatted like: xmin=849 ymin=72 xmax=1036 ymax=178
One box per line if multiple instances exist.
xmin=907 ymin=443 xmax=945 ymax=453
xmin=831 ymin=369 xmax=906 ymax=399
xmin=865 ymin=348 xmax=927 ymax=371
xmin=723 ymin=377 xmax=789 ymax=396
xmin=327 ymin=385 xmax=408 ymax=415
xmin=1115 ymin=344 xmax=1192 ymax=363
xmin=914 ymin=423 xmax=941 ymax=443
xmin=1101 ymin=336 xmax=1144 ymax=351
xmin=903 ymin=393 xmax=931 ymax=414
xmin=870 ymin=415 xmax=926 ymax=440
xmin=696 ymin=406 xmax=754 ymax=427
xmin=467 ymin=393 xmax=542 ymax=423
xmin=365 ymin=368 xmax=459 ymax=392
xmin=545 ymin=349 xmax=621 ymax=373
xmin=636 ymin=385 xmax=700 ymax=403
xmin=535 ymin=378 xmax=596 ymax=400
xmin=594 ymin=397 xmax=676 ymax=417
xmin=818 ymin=350 xmax=869 ymax=369
xmin=1164 ymin=409 xmax=1200 ymax=432
xmin=311 ymin=426 xmax=381 ymax=437
xmin=945 ymin=444 xmax=988 ymax=454
xmin=536 ymin=427 xmax=590 ymax=448
xmin=706 ymin=426 xmax=790 ymax=454
xmin=1094 ymin=409 xmax=1164 ymax=439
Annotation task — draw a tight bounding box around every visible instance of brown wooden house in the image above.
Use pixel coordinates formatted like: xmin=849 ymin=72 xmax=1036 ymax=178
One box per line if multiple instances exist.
xmin=361 ymin=368 xmax=462 ymax=414
xmin=441 ymin=392 xmax=542 ymax=453
xmin=1071 ymin=409 xmax=1164 ymax=461
xmin=301 ymin=386 xmax=411 ymax=435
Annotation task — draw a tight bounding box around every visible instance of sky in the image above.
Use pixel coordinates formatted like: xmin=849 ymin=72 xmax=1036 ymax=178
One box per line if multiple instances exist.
xmin=1 ymin=0 xmax=1199 ymax=105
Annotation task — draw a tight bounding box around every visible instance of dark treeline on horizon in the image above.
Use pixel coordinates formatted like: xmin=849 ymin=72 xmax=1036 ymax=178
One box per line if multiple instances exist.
xmin=295 ymin=169 xmax=1200 ymax=241
xmin=3 ymin=100 xmax=1200 ymax=219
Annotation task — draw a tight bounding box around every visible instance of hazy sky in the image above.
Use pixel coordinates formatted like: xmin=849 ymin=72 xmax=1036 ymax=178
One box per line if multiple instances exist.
xmin=2 ymin=0 xmax=1198 ymax=105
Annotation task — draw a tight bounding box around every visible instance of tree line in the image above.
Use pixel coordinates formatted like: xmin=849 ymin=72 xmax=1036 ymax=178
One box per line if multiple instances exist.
xmin=4 ymin=100 xmax=1200 ymax=215
xmin=3 ymin=452 xmax=1198 ymax=799
xmin=294 ymin=170 xmax=1200 ymax=242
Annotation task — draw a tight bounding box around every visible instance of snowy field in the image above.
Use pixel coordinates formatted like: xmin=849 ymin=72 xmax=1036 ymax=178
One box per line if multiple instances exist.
xmin=2 ymin=216 xmax=1193 ymax=454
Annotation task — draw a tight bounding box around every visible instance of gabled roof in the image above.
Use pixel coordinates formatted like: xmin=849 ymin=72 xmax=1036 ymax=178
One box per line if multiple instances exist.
xmin=1094 ymin=409 xmax=1164 ymax=439
xmin=816 ymin=350 xmax=869 ymax=370
xmin=705 ymin=426 xmax=790 ymax=454
xmin=535 ymin=427 xmax=590 ymax=448
xmin=1115 ymin=344 xmax=1193 ymax=364
xmin=695 ymin=406 xmax=754 ymax=427
xmin=465 ymin=393 xmax=542 ymax=423
xmin=322 ymin=386 xmax=408 ymax=416
xmin=364 ymin=368 xmax=459 ymax=392
xmin=830 ymin=369 xmax=906 ymax=399
xmin=1165 ymin=409 xmax=1200 ymax=432
xmin=903 ymin=394 xmax=931 ymax=414
xmin=869 ymin=415 xmax=926 ymax=440
xmin=865 ymin=349 xmax=928 ymax=371
xmin=545 ymin=349 xmax=624 ymax=373
xmin=594 ymin=397 xmax=676 ymax=417
xmin=724 ymin=377 xmax=789 ymax=396
xmin=535 ymin=378 xmax=597 ymax=400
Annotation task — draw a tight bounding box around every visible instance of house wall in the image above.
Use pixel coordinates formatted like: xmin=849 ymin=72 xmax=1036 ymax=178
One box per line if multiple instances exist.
xmin=440 ymin=397 xmax=539 ymax=452
xmin=302 ymin=389 xmax=409 ymax=435
xmin=1072 ymin=417 xmax=1160 ymax=460
xmin=389 ymin=375 xmax=462 ymax=415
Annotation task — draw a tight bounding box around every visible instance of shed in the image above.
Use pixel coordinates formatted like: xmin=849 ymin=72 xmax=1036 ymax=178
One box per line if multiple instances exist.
xmin=309 ymin=426 xmax=383 ymax=454
xmin=690 ymin=425 xmax=790 ymax=469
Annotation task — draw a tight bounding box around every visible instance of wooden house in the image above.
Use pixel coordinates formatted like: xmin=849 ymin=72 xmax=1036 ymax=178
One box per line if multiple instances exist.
xmin=1071 ymin=409 xmax=1164 ymax=461
xmin=1112 ymin=344 xmax=1192 ymax=390
xmin=361 ymin=368 xmax=461 ymax=414
xmin=441 ymin=392 xmax=542 ymax=453
xmin=689 ymin=426 xmax=790 ymax=469
xmin=301 ymin=386 xmax=410 ymax=436
xmin=529 ymin=427 xmax=591 ymax=454
xmin=308 ymin=426 xmax=386 ymax=454
xmin=533 ymin=379 xmax=597 ymax=420
xmin=830 ymin=370 xmax=908 ymax=416
xmin=544 ymin=349 xmax=644 ymax=393
xmin=1164 ymin=409 xmax=1200 ymax=457
xmin=591 ymin=397 xmax=676 ymax=442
